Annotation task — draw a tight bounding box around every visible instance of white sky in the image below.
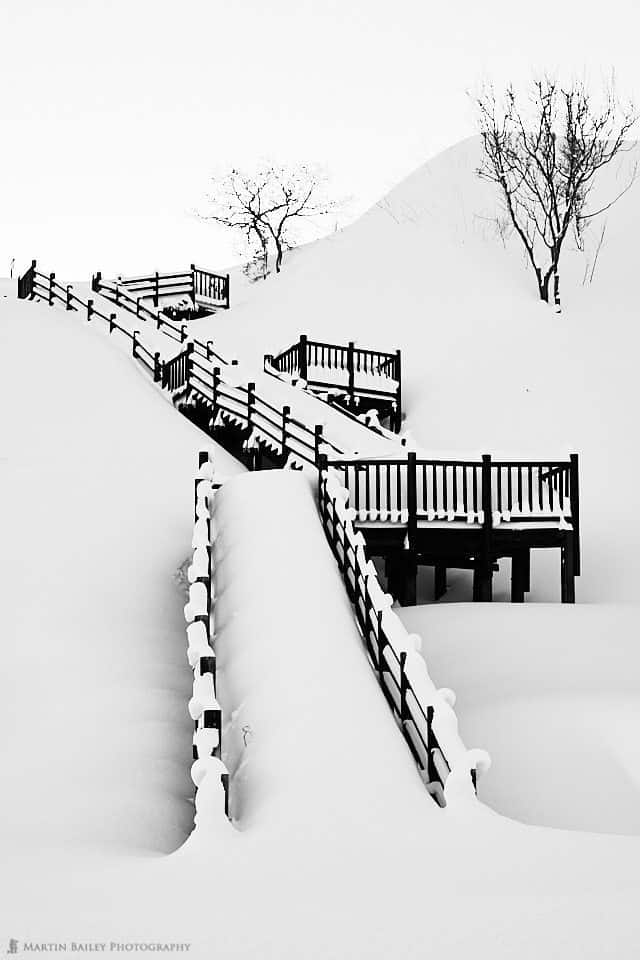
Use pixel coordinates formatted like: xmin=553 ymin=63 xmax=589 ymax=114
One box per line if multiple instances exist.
xmin=2 ymin=0 xmax=640 ymax=277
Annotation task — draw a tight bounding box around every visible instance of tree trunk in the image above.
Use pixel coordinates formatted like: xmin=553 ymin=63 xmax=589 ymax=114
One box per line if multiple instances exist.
xmin=553 ymin=268 xmax=561 ymax=311
xmin=537 ymin=269 xmax=550 ymax=302
xmin=274 ymin=239 xmax=283 ymax=273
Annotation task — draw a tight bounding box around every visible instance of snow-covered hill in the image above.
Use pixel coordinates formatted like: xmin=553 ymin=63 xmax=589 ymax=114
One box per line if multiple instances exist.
xmin=5 ymin=134 xmax=640 ymax=958
xmin=189 ymin=136 xmax=640 ymax=836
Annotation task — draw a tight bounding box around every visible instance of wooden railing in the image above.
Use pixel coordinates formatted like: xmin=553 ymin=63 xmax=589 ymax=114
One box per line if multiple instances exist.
xmin=318 ymin=464 xmax=486 ymax=805
xmin=91 ymin=271 xmax=229 ymax=365
xmin=187 ymin=354 xmax=344 ymax=469
xmin=265 ymin=335 xmax=402 ymax=432
xmin=322 ymin=452 xmax=580 ymax=571
xmin=104 ymin=264 xmax=230 ymax=309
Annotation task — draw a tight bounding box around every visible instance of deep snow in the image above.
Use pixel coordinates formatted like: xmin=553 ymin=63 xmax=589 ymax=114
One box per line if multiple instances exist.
xmin=5 ymin=133 xmax=640 ymax=957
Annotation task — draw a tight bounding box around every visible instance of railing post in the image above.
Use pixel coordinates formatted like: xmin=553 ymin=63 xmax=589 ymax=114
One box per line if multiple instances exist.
xmin=186 ymin=341 xmax=195 ymax=387
xmin=49 ymin=272 xmax=55 ymax=306
xmin=66 ymin=285 xmax=72 ymax=311
xmin=570 ymin=453 xmax=580 ymax=576
xmin=115 ymin=284 xmax=121 ymax=306
xmin=476 ymin=454 xmax=494 ymax=602
xmin=394 ymin=349 xmax=402 ymax=433
xmin=314 ymin=425 xmax=324 ymax=464
xmin=407 ymin=451 xmax=417 ymax=550
xmin=225 ymin=273 xmax=230 ymax=309
xmin=136 ymin=297 xmax=141 ymax=317
xmin=246 ymin=381 xmax=255 ymax=432
xmin=153 ymin=352 xmax=162 ymax=383
xmin=426 ymin=705 xmax=437 ymax=784
xmin=191 ymin=264 xmax=197 ymax=305
xmin=317 ymin=452 xmax=328 ymax=507
xmin=399 ymin=651 xmax=408 ymax=724
xmin=132 ymin=330 xmax=140 ymax=359
xmin=206 ymin=341 xmax=213 ymax=362
xmin=281 ymin=405 xmax=290 ymax=459
xmin=109 ymin=312 xmax=116 ymax=333
xmin=91 ymin=271 xmax=101 ymax=293
xmin=87 ymin=298 xmax=94 ymax=322
xmin=154 ymin=271 xmax=159 ymax=308
xmin=347 ymin=340 xmax=355 ymax=408
xmin=376 ymin=611 xmax=385 ymax=684
xmin=299 ymin=335 xmax=308 ymax=381
xmin=181 ymin=324 xmax=188 ymax=343
xmin=212 ymin=366 xmax=220 ymax=409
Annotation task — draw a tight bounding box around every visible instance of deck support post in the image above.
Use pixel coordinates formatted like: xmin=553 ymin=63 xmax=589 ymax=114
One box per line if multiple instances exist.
xmin=398 ymin=551 xmax=418 ymax=606
xmin=561 ymin=535 xmax=576 ymax=603
xmin=434 ymin=563 xmax=447 ymax=600
xmin=511 ymin=551 xmax=529 ymax=603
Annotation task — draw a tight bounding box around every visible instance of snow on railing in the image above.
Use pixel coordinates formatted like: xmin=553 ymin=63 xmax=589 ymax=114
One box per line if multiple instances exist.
xmin=317 ymin=461 xmax=491 ymax=807
xmin=186 ymin=451 xmax=230 ymax=829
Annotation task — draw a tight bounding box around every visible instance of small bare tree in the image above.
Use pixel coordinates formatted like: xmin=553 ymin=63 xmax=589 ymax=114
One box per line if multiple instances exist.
xmin=203 ymin=163 xmax=339 ymax=277
xmin=475 ymin=76 xmax=637 ymax=309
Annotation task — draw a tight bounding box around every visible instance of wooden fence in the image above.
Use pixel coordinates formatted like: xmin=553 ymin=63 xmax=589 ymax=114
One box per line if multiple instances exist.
xmin=266 ymin=335 xmax=402 ymax=432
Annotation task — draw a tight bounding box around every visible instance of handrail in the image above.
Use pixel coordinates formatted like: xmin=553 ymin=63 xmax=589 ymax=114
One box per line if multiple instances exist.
xmin=317 ymin=462 xmax=487 ymax=805
xmin=92 ymin=272 xmax=229 ymax=365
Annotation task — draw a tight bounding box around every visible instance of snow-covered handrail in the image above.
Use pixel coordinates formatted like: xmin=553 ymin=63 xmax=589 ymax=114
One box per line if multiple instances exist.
xmin=317 ymin=462 xmax=491 ymax=806
xmin=187 ymin=451 xmax=230 ymax=827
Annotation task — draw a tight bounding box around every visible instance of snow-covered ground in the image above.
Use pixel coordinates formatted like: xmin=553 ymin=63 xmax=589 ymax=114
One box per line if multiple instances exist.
xmin=5 ymin=133 xmax=640 ymax=956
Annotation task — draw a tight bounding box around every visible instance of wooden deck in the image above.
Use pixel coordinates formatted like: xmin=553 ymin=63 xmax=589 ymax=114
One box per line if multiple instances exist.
xmin=265 ymin=335 xmax=402 ymax=432
xmin=319 ymin=452 xmax=580 ymax=605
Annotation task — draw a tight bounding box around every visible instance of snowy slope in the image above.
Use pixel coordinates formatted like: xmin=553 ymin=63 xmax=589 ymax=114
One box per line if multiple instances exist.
xmin=1 ymin=284 xmax=244 ymax=858
xmin=5 ymin=132 xmax=640 ymax=958
xmin=189 ymin=136 xmax=640 ymax=606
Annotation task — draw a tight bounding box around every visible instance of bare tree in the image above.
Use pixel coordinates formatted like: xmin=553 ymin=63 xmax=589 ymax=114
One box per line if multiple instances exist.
xmin=475 ymin=76 xmax=637 ymax=309
xmin=203 ymin=163 xmax=339 ymax=276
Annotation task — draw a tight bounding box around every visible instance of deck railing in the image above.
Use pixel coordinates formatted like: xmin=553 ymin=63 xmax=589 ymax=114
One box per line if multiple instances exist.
xmin=265 ymin=335 xmax=402 ymax=432
xmin=318 ymin=464 xmax=487 ymax=805
xmin=322 ymin=452 xmax=580 ymax=572
xmin=103 ymin=264 xmax=230 ymax=309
